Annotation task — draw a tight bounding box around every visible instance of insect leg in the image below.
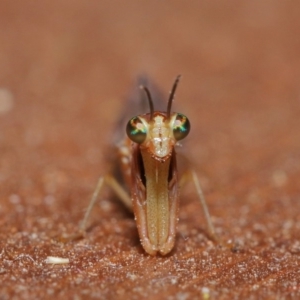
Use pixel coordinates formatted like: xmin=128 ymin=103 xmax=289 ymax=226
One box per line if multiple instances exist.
xmin=180 ymin=170 xmax=218 ymax=243
xmin=79 ymin=175 xmax=132 ymax=232
xmin=104 ymin=175 xmax=132 ymax=210
xmin=79 ymin=177 xmax=104 ymax=232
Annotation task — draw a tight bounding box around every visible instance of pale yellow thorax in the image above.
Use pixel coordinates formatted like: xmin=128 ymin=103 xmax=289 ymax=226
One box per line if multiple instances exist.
xmin=141 ymin=150 xmax=171 ymax=248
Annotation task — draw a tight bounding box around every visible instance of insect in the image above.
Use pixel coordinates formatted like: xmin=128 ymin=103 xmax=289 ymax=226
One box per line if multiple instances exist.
xmin=80 ymin=75 xmax=217 ymax=255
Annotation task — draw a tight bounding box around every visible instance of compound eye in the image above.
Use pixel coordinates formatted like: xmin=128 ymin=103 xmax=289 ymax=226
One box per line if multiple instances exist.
xmin=126 ymin=116 xmax=147 ymax=144
xmin=173 ymin=113 xmax=190 ymax=141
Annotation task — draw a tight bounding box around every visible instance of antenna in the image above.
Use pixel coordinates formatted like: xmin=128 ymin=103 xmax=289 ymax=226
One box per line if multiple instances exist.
xmin=167 ymin=75 xmax=181 ymax=118
xmin=140 ymin=85 xmax=154 ymax=120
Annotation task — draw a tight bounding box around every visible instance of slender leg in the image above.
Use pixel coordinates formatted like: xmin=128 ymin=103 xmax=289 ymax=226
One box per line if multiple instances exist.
xmin=104 ymin=175 xmax=132 ymax=210
xmin=190 ymin=171 xmax=217 ymax=240
xmin=180 ymin=170 xmax=219 ymax=243
xmin=79 ymin=177 xmax=104 ymax=232
xmin=79 ymin=175 xmax=132 ymax=232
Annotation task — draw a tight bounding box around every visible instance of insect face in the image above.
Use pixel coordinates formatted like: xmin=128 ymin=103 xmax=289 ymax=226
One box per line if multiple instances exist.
xmin=126 ymin=112 xmax=190 ymax=160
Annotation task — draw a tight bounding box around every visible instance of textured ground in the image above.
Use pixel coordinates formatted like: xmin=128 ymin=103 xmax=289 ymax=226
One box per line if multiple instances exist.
xmin=0 ymin=1 xmax=300 ymax=299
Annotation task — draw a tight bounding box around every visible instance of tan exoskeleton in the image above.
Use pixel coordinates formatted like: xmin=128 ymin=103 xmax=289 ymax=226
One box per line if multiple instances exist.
xmin=80 ymin=75 xmax=217 ymax=255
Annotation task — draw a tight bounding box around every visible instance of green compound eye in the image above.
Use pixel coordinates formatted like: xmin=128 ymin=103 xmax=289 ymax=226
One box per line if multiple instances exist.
xmin=126 ymin=116 xmax=147 ymax=144
xmin=173 ymin=113 xmax=190 ymax=141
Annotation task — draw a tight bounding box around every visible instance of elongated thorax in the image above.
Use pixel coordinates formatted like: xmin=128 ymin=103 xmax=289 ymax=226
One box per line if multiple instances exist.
xmin=131 ymin=144 xmax=179 ymax=255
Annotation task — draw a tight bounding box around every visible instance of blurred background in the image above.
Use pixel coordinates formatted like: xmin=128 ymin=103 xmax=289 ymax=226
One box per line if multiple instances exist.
xmin=1 ymin=0 xmax=299 ymax=208
xmin=0 ymin=1 xmax=300 ymax=298
xmin=1 ymin=0 xmax=299 ymax=184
